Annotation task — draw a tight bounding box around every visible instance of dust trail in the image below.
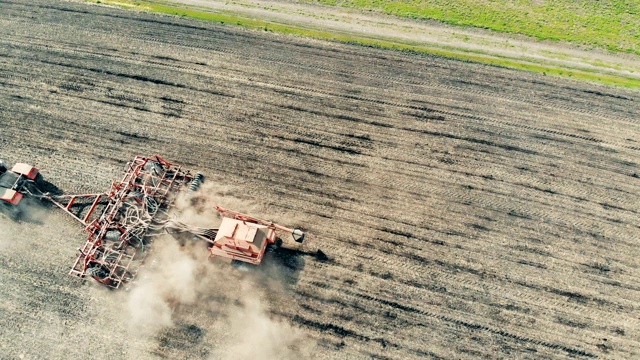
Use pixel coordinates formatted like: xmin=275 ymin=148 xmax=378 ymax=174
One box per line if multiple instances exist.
xmin=120 ymin=235 xmax=313 ymax=359
xmin=0 ymin=217 xmax=13 ymax=251
xmin=122 ymin=181 xmax=258 ymax=333
xmin=117 ymin=182 xmax=315 ymax=358
xmin=214 ymin=282 xmax=312 ymax=360
xmin=125 ymin=236 xmax=210 ymax=332
xmin=0 ymin=200 xmax=48 ymax=251
xmin=172 ymin=181 xmax=259 ymax=228
xmin=172 ymin=181 xmax=305 ymax=231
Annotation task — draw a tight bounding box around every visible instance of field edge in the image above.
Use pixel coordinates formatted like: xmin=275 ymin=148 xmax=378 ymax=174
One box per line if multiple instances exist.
xmin=82 ymin=0 xmax=640 ymax=90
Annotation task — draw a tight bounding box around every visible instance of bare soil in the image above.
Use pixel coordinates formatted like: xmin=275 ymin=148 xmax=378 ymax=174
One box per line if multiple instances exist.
xmin=155 ymin=0 xmax=640 ymax=79
xmin=1 ymin=0 xmax=639 ymax=359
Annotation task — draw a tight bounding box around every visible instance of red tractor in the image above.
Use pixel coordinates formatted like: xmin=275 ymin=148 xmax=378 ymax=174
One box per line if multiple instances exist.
xmin=0 ymin=159 xmax=43 ymax=220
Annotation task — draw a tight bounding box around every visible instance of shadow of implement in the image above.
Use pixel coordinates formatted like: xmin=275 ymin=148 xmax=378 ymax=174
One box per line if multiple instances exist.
xmin=258 ymin=246 xmax=330 ymax=287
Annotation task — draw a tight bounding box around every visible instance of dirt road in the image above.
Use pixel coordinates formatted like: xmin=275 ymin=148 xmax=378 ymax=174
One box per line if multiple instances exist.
xmin=1 ymin=0 xmax=639 ymax=359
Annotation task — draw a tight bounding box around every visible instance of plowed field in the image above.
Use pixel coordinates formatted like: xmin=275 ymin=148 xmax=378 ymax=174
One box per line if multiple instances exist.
xmin=1 ymin=1 xmax=639 ymax=359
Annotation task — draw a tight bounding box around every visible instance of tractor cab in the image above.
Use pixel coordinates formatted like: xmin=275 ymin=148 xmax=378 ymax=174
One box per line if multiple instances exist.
xmin=11 ymin=163 xmax=40 ymax=180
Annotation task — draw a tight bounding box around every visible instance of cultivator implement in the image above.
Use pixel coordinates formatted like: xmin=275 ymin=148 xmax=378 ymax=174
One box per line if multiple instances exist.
xmin=52 ymin=155 xmax=197 ymax=288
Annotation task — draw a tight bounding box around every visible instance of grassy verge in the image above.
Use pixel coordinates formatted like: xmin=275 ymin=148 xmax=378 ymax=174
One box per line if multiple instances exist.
xmin=302 ymin=0 xmax=640 ymax=56
xmin=89 ymin=0 xmax=640 ymax=89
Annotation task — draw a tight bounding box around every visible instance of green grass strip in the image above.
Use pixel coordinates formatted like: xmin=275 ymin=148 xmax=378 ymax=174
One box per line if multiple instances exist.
xmin=90 ymin=0 xmax=640 ymax=89
xmin=303 ymin=0 xmax=640 ymax=56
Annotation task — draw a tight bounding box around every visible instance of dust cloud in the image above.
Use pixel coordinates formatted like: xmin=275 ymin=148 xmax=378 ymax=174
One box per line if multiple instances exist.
xmin=0 ymin=199 xmax=48 ymax=251
xmin=121 ymin=236 xmax=312 ymax=359
xmin=215 ymin=283 xmax=310 ymax=360
xmin=118 ymin=182 xmax=314 ymax=359
xmin=125 ymin=237 xmax=206 ymax=331
xmin=172 ymin=181 xmax=259 ymax=227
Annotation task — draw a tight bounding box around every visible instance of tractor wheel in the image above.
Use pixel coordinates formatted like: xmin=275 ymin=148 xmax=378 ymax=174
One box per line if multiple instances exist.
xmin=231 ymin=260 xmax=251 ymax=272
xmin=0 ymin=159 xmax=6 ymax=174
xmin=267 ymin=237 xmax=283 ymax=253
xmin=274 ymin=237 xmax=283 ymax=248
xmin=112 ymin=267 xmax=133 ymax=284
xmin=24 ymin=174 xmax=45 ymax=197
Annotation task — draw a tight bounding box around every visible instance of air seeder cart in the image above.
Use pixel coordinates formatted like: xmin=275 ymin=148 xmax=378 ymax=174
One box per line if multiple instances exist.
xmin=165 ymin=205 xmax=305 ymax=266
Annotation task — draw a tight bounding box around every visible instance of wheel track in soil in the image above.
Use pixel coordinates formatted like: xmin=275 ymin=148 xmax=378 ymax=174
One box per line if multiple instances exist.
xmin=311 ymin=206 xmax=640 ymax=303
xmin=74 ymin=27 xmax=636 ymax=122
xmin=292 ymin=274 xmax=598 ymax=358
xmin=312 ymin=234 xmax=638 ymax=320
xmin=257 ymin=168 xmax=640 ymax=273
xmin=289 ymin=277 xmax=578 ymax=359
xmin=5 ymin=38 xmax=638 ymax=170
xmin=2 ymin=29 xmax=638 ymax=139
xmin=5 ymin=50 xmax=640 ymax=296
xmin=2 ymin=45 xmax=636 ymax=211
xmin=1 ymin=7 xmax=637 ymax=124
xmin=2 ymin=69 xmax=636 ymax=286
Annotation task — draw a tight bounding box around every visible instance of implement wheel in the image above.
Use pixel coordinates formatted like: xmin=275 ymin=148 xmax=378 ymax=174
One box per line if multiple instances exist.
xmin=231 ymin=260 xmax=251 ymax=272
xmin=88 ymin=263 xmax=113 ymax=286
